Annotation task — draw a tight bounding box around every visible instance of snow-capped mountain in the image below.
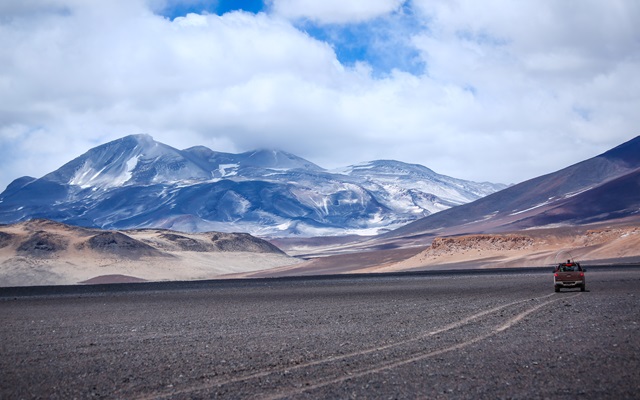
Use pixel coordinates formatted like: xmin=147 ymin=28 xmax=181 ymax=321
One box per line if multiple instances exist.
xmin=337 ymin=160 xmax=502 ymax=215
xmin=0 ymin=134 xmax=506 ymax=237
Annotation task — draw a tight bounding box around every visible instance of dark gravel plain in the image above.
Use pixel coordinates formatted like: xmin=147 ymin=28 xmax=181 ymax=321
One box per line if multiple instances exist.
xmin=1 ymin=267 xmax=639 ymax=399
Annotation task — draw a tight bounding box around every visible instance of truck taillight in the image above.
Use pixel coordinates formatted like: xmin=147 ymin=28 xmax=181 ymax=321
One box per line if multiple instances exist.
xmin=554 ymin=273 xmax=558 ymax=277
xmin=580 ymin=272 xmax=584 ymax=277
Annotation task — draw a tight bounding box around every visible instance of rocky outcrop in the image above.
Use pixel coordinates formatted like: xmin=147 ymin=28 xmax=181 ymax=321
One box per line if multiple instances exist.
xmin=16 ymin=231 xmax=69 ymax=257
xmin=425 ymin=234 xmax=536 ymax=257
xmin=576 ymin=227 xmax=640 ymax=247
xmin=84 ymin=232 xmax=167 ymax=258
xmin=0 ymin=231 xmax=14 ymax=248
xmin=209 ymin=232 xmax=285 ymax=254
xmin=159 ymin=233 xmax=209 ymax=252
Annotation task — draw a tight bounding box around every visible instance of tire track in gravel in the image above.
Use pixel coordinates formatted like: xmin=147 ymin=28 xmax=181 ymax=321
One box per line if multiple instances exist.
xmin=264 ymin=293 xmax=581 ymax=400
xmin=144 ymin=292 xmax=571 ymax=399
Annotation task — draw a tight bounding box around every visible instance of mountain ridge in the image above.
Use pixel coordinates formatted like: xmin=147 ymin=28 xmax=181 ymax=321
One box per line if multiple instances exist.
xmin=0 ymin=134 xmax=506 ymax=237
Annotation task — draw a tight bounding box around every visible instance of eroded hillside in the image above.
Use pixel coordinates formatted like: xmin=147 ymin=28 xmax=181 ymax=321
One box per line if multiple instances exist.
xmin=0 ymin=219 xmax=298 ymax=286
xmin=384 ymin=226 xmax=640 ymax=271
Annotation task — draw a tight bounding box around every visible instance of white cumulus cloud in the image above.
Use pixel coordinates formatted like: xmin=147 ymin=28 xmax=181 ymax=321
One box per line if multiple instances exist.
xmin=0 ymin=0 xmax=639 ymax=192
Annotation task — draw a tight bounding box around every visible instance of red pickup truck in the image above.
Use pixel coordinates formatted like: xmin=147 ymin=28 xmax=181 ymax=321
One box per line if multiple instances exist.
xmin=554 ymin=260 xmax=586 ymax=292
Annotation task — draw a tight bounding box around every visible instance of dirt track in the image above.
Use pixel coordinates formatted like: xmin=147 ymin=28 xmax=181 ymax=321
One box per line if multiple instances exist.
xmin=1 ymin=268 xmax=639 ymax=399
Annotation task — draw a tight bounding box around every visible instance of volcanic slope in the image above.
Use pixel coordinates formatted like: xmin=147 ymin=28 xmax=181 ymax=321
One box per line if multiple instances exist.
xmin=384 ymin=135 xmax=640 ymax=243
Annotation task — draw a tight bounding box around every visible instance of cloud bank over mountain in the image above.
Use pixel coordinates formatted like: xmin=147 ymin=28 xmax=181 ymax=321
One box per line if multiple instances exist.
xmin=1 ymin=0 xmax=638 ymax=191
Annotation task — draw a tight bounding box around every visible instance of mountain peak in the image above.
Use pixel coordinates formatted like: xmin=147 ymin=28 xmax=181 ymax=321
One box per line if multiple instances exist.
xmin=42 ymin=134 xmax=212 ymax=189
xmin=125 ymin=132 xmax=153 ymax=141
xmin=115 ymin=133 xmax=156 ymax=149
xmin=240 ymin=149 xmax=324 ymax=171
xmin=341 ymin=160 xmax=437 ymax=176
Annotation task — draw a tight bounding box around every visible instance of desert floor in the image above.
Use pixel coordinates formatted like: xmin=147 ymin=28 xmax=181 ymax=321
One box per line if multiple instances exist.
xmin=2 ymin=266 xmax=639 ymax=399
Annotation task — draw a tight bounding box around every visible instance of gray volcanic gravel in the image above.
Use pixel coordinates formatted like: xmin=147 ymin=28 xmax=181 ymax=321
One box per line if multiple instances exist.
xmin=1 ymin=268 xmax=639 ymax=399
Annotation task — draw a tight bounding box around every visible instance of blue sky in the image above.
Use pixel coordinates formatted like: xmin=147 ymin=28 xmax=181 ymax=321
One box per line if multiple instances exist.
xmin=300 ymin=8 xmax=426 ymax=77
xmin=159 ymin=0 xmax=425 ymax=76
xmin=159 ymin=0 xmax=265 ymax=19
xmin=0 ymin=0 xmax=639 ymax=191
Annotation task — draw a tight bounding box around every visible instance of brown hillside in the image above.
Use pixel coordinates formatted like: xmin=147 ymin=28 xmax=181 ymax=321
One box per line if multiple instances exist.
xmin=0 ymin=220 xmax=298 ymax=287
xmin=383 ymin=226 xmax=640 ymax=272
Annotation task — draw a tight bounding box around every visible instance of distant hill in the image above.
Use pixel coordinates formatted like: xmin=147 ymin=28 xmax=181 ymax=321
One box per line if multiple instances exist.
xmin=0 ymin=219 xmax=294 ymax=286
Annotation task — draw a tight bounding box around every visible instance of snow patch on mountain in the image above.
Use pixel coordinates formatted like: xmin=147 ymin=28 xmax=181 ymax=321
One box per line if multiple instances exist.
xmin=69 ymin=154 xmax=141 ymax=189
xmin=219 ymin=164 xmax=239 ymax=177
